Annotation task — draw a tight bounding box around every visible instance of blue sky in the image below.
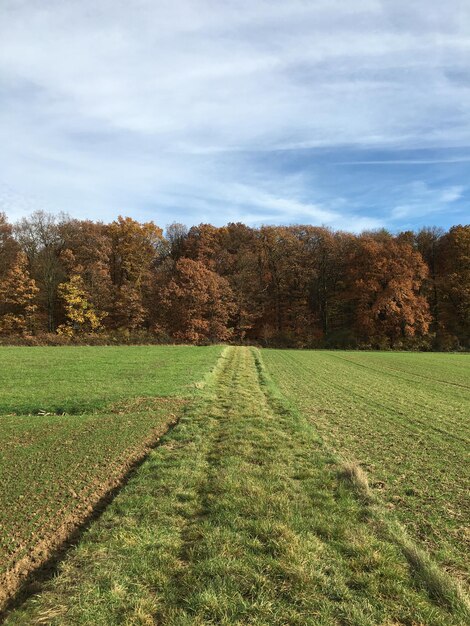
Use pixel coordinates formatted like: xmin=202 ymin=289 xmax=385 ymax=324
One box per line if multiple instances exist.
xmin=1 ymin=0 xmax=469 ymax=232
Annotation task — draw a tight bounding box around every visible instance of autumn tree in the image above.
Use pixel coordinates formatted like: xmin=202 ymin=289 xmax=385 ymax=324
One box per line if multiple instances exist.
xmin=414 ymin=227 xmax=445 ymax=344
xmin=111 ymin=282 xmax=147 ymax=332
xmin=59 ymin=219 xmax=113 ymax=328
xmin=347 ymin=236 xmax=431 ymax=347
xmin=14 ymin=211 xmax=67 ymax=331
xmin=437 ymin=225 xmax=470 ymax=348
xmin=289 ymin=226 xmax=352 ymax=345
xmin=108 ymin=216 xmax=163 ymax=287
xmin=57 ymin=272 xmax=105 ymax=336
xmin=107 ymin=216 xmax=164 ymax=330
xmin=180 ymin=224 xmax=222 ymax=270
xmin=0 ymin=213 xmax=20 ymax=279
xmin=256 ymin=226 xmax=318 ymax=344
xmin=171 ymin=223 xmax=264 ymax=341
xmin=217 ymin=223 xmax=263 ymax=341
xmin=157 ymin=258 xmax=234 ymax=342
xmin=0 ymin=252 xmax=38 ymax=335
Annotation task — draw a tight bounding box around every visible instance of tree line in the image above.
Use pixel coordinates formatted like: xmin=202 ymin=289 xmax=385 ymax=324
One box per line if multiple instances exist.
xmin=0 ymin=211 xmax=468 ymax=349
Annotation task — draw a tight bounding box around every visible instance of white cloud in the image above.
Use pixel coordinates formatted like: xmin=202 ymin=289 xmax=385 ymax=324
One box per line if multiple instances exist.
xmin=336 ymin=158 xmax=470 ymax=165
xmin=438 ymin=186 xmax=464 ymax=203
xmin=0 ymin=0 xmax=469 ymax=227
xmin=391 ymin=182 xmax=465 ymax=219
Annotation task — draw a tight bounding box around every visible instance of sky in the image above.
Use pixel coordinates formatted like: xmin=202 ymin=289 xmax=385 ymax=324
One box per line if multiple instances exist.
xmin=1 ymin=0 xmax=469 ymax=233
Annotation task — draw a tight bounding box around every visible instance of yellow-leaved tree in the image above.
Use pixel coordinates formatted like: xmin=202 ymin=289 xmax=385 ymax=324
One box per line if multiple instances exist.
xmin=57 ymin=273 xmax=106 ymax=336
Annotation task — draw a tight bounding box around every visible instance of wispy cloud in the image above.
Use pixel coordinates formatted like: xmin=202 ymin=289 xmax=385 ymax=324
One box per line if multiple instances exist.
xmin=337 ymin=158 xmax=470 ymax=165
xmin=1 ymin=0 xmax=469 ymax=229
xmin=391 ymin=182 xmax=465 ymax=220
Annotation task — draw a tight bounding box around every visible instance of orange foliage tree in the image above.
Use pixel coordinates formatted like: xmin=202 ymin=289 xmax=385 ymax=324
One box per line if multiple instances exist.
xmin=347 ymin=236 xmax=431 ymax=347
xmin=108 ymin=216 xmax=163 ymax=330
xmin=158 ymin=258 xmax=235 ymax=342
xmin=59 ymin=220 xmax=113 ymax=325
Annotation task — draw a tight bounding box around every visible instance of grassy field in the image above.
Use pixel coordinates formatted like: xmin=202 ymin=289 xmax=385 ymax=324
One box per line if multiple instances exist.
xmin=1 ymin=346 xmax=469 ymax=625
xmin=262 ymin=350 xmax=470 ymax=583
xmin=0 ymin=345 xmax=223 ymax=414
xmin=1 ymin=347 xmax=470 ymax=626
xmin=0 ymin=345 xmax=224 ymax=611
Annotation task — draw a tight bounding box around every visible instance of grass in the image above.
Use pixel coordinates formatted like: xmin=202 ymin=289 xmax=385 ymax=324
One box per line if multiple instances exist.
xmin=0 ymin=345 xmax=224 ymax=610
xmin=4 ymin=347 xmax=468 ymax=625
xmin=262 ymin=349 xmax=470 ymax=584
xmin=0 ymin=345 xmax=223 ymax=414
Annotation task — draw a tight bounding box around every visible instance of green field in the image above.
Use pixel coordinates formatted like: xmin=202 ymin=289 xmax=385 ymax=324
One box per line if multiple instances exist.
xmin=0 ymin=345 xmax=224 ymax=612
xmin=262 ymin=350 xmax=470 ymax=582
xmin=0 ymin=345 xmax=223 ymax=414
xmin=1 ymin=346 xmax=469 ymax=625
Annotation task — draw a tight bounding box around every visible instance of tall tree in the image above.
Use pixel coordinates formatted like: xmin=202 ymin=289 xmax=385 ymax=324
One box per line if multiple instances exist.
xmin=108 ymin=216 xmax=163 ymax=287
xmin=256 ymin=226 xmax=316 ymax=344
xmin=217 ymin=223 xmax=262 ymax=341
xmin=415 ymin=227 xmax=445 ymax=345
xmin=291 ymin=226 xmax=351 ymax=343
xmin=158 ymin=258 xmax=234 ymax=342
xmin=14 ymin=211 xmax=67 ymax=331
xmin=57 ymin=272 xmax=105 ymax=336
xmin=0 ymin=252 xmax=38 ymax=335
xmin=437 ymin=225 xmax=470 ymax=348
xmin=180 ymin=224 xmax=221 ymax=270
xmin=347 ymin=236 xmax=431 ymax=347
xmin=59 ymin=219 xmax=113 ymax=327
xmin=0 ymin=213 xmax=20 ymax=279
xmin=173 ymin=222 xmax=263 ymax=340
xmin=108 ymin=216 xmax=164 ymax=330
